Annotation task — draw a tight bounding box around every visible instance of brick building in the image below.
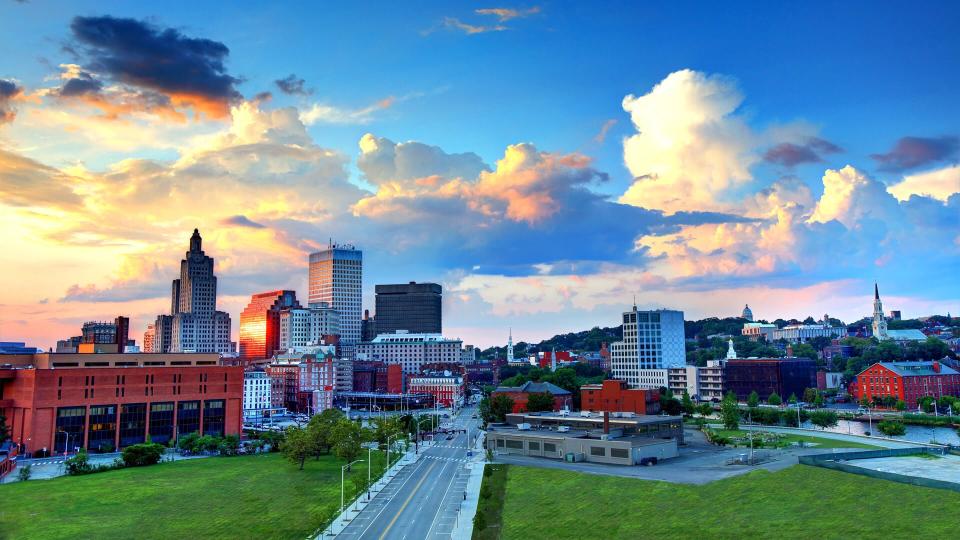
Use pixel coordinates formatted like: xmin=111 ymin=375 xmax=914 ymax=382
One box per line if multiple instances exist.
xmin=580 ymin=379 xmax=661 ymax=415
xmin=491 ymin=381 xmax=571 ymax=413
xmin=407 ymin=375 xmax=463 ymax=407
xmin=852 ymin=361 xmax=960 ymax=407
xmin=0 ymin=353 xmax=242 ymax=457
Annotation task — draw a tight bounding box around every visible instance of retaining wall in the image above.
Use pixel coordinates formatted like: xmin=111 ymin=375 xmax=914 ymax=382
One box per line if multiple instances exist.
xmin=800 ymin=447 xmax=960 ymax=492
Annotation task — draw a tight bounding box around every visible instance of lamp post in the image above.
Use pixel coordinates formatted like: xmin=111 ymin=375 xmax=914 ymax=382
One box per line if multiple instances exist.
xmin=341 ymin=459 xmax=364 ymax=521
xmin=386 ymin=433 xmax=402 ymax=472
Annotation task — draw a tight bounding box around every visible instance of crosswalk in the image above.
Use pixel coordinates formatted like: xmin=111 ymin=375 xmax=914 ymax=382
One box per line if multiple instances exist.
xmin=422 ymin=454 xmax=471 ymax=464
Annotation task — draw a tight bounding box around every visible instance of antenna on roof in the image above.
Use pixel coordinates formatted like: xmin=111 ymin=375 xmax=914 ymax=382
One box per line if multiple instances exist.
xmin=633 ymin=294 xmax=637 ymax=311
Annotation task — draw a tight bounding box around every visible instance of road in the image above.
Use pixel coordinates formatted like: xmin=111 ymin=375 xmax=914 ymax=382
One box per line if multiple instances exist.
xmin=337 ymin=404 xmax=481 ymax=540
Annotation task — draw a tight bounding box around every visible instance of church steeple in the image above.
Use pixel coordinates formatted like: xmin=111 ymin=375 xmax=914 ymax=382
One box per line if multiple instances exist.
xmin=189 ymin=228 xmax=202 ymax=253
xmin=872 ymin=282 xmax=888 ymax=340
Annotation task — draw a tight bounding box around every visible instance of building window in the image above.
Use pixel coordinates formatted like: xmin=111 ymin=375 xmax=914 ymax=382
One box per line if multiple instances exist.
xmin=505 ymin=439 xmax=523 ymax=450
xmin=149 ymin=402 xmax=175 ymax=445
xmin=590 ymin=446 xmax=606 ymax=457
xmin=55 ymin=406 xmax=86 ymax=454
xmin=543 ymin=442 xmax=557 ymax=454
xmin=611 ymin=448 xmax=629 ymax=459
xmin=119 ymin=403 xmax=147 ymax=448
xmin=527 ymin=441 xmax=540 ymax=451
xmin=177 ymin=401 xmax=201 ymax=438
xmin=203 ymin=399 xmax=225 ymax=437
xmin=87 ymin=405 xmax=117 ymax=453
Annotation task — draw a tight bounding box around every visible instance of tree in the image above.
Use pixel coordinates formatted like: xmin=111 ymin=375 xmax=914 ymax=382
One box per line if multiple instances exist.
xmin=808 ymin=410 xmax=839 ymax=430
xmin=177 ymin=431 xmax=200 ymax=453
xmin=803 ymin=388 xmax=819 ymax=404
xmin=331 ymin=418 xmax=364 ymax=470
xmin=281 ymin=426 xmax=313 ymax=470
xmin=525 ymin=392 xmax=555 ymax=412
xmin=662 ymin=397 xmax=683 ymax=416
xmin=747 ymin=391 xmax=760 ymax=408
xmin=877 ymin=420 xmax=906 ymax=437
xmin=895 ymin=399 xmax=906 ymax=411
xmin=681 ymin=391 xmax=695 ymax=415
xmin=813 ymin=391 xmax=825 ymax=408
xmin=767 ymin=392 xmax=782 ymax=406
xmin=17 ymin=464 xmax=32 ymax=482
xmin=487 ymin=394 xmax=514 ymax=423
xmin=697 ymin=403 xmax=713 ymax=417
xmin=721 ymin=391 xmax=740 ymax=430
xmin=787 ymin=393 xmax=798 ymax=405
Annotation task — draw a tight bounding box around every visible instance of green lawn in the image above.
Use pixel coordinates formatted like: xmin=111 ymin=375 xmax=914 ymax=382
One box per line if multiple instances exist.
xmin=0 ymin=452 xmax=387 ymax=539
xmin=711 ymin=429 xmax=881 ymax=449
xmin=494 ymin=465 xmax=958 ymax=538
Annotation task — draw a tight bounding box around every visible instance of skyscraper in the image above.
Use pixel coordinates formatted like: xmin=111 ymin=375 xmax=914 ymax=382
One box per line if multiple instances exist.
xmin=610 ymin=307 xmax=685 ymax=389
xmin=155 ymin=229 xmax=233 ymax=353
xmin=239 ymin=290 xmax=300 ymax=361
xmin=308 ymin=243 xmax=362 ymax=349
xmin=373 ymin=282 xmax=442 ymax=335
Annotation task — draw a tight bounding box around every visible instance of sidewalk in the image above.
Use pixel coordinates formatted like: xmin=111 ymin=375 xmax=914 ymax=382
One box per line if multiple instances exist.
xmin=314 ymin=440 xmax=432 ymax=539
xmin=729 ymin=424 xmax=934 ymax=449
xmin=451 ymin=431 xmax=486 ymax=540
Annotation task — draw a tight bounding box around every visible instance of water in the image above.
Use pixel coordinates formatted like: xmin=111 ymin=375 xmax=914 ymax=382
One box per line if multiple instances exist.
xmin=801 ymin=418 xmax=960 ymax=446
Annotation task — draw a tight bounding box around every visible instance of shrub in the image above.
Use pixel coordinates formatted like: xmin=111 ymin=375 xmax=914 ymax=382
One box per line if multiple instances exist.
xmin=218 ymin=434 xmax=241 ymax=456
xmin=877 ymin=420 xmax=906 ymax=437
xmin=177 ymin=432 xmax=200 ymax=452
xmin=17 ymin=464 xmax=32 ymax=481
xmin=65 ymin=449 xmax=93 ymax=475
xmin=121 ymin=443 xmax=165 ymax=467
xmin=474 ymin=511 xmax=487 ymax=531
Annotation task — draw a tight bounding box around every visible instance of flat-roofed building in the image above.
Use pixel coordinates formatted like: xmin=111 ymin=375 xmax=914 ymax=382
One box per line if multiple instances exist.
xmin=0 ymin=352 xmax=242 ymax=457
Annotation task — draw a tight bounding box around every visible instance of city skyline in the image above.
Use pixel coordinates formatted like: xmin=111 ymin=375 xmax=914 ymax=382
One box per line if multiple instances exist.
xmin=1 ymin=2 xmax=958 ymax=349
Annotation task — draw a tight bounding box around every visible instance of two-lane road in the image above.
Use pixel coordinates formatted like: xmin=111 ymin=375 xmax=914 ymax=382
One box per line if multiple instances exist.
xmin=337 ymin=405 xmax=481 ymax=540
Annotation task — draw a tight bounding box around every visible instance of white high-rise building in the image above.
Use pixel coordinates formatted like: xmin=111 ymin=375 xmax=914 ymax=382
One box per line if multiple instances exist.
xmin=157 ymin=229 xmax=233 ymax=353
xmin=610 ymin=307 xmax=685 ymax=389
xmin=308 ymin=243 xmax=362 ymax=352
xmin=243 ymin=370 xmax=272 ymax=421
xmin=278 ymin=302 xmax=340 ymax=350
xmin=355 ymin=331 xmax=462 ymax=379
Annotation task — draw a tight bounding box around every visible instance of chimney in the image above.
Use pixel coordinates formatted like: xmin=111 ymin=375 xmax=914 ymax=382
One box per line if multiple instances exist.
xmin=932 ymin=361 xmax=940 ymax=373
xmin=603 ymin=411 xmax=610 ymax=434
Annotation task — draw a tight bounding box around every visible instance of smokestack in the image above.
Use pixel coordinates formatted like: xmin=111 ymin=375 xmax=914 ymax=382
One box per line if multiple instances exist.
xmin=933 ymin=361 xmax=940 ymax=373
xmin=603 ymin=411 xmax=610 ymax=434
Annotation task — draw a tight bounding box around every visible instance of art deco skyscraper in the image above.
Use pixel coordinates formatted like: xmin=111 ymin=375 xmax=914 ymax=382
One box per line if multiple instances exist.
xmin=308 ymin=242 xmax=362 ymax=349
xmin=154 ymin=229 xmax=232 ymax=354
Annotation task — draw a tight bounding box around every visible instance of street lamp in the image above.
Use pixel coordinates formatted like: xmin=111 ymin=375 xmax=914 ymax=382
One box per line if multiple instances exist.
xmin=341 ymin=459 xmax=365 ymax=521
xmin=386 ymin=433 xmax=403 ymax=471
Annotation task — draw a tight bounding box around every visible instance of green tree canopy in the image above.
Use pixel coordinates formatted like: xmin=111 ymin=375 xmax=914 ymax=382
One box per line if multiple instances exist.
xmin=721 ymin=391 xmax=740 ymax=430
xmin=767 ymin=393 xmax=782 ymax=406
xmin=747 ymin=391 xmax=760 ymax=408
xmin=524 ymin=392 xmax=555 ymax=412
xmin=281 ymin=427 xmax=313 ymax=470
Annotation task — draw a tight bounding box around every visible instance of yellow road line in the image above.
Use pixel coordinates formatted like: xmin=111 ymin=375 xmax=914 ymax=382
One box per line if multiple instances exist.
xmin=378 ymin=460 xmax=438 ymax=540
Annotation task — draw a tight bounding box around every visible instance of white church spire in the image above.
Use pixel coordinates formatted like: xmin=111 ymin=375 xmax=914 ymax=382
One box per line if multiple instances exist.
xmin=872 ymin=282 xmax=888 ymax=340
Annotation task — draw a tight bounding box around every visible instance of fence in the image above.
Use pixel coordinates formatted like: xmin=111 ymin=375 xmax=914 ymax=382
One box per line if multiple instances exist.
xmin=799 ymin=447 xmax=960 ymax=492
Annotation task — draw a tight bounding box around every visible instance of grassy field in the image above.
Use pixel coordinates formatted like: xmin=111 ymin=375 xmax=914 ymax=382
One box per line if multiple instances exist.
xmin=0 ymin=452 xmax=387 ymax=539
xmin=472 ymin=464 xmax=508 ymax=540
xmin=711 ymin=429 xmax=881 ymax=449
xmin=493 ymin=465 xmax=958 ymax=538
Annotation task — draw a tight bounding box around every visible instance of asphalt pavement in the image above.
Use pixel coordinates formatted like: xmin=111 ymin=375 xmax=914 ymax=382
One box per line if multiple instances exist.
xmin=336 ymin=405 xmax=481 ymax=540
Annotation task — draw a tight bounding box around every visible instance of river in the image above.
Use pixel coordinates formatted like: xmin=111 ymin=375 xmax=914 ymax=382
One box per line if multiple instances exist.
xmin=801 ymin=418 xmax=960 ymax=446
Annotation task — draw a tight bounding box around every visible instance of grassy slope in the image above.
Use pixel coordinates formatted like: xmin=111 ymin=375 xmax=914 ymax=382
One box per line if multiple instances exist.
xmin=499 ymin=465 xmax=958 ymax=539
xmin=0 ymin=452 xmax=386 ymax=540
xmin=711 ymin=429 xmax=881 ymax=449
xmin=472 ymin=464 xmax=508 ymax=540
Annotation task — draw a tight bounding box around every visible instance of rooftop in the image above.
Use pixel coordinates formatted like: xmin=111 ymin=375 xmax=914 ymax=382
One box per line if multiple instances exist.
xmin=494 ymin=381 xmax=571 ymax=396
xmin=365 ymin=332 xmax=461 ymax=344
xmin=875 ymin=361 xmax=959 ymax=377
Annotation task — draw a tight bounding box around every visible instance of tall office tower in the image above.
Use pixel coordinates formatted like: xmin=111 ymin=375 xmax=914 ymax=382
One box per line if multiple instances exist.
xmin=158 ymin=229 xmax=233 ymax=354
xmin=308 ymin=243 xmax=362 ymax=349
xmin=143 ymin=324 xmax=155 ymax=353
xmin=239 ymin=290 xmax=301 ymax=361
xmin=373 ymin=282 xmax=442 ymax=335
xmin=279 ymin=302 xmax=340 ymax=350
xmin=610 ymin=307 xmax=685 ymax=389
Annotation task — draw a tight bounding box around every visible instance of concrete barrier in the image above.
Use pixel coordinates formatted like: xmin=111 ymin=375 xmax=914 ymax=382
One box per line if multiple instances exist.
xmin=799 ymin=447 xmax=960 ymax=493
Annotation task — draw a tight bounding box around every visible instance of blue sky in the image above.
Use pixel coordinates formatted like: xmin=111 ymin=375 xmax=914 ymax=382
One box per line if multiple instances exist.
xmin=0 ymin=1 xmax=957 ymax=348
